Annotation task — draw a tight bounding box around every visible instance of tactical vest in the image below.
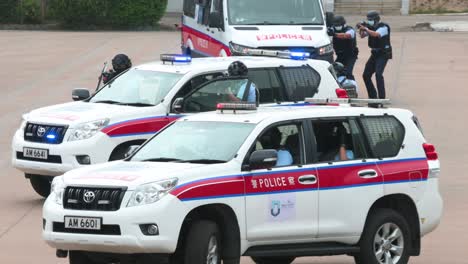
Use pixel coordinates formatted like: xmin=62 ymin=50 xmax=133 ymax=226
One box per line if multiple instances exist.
xmin=368 ymin=23 xmax=391 ymax=50
xmin=333 ymin=26 xmax=357 ymax=57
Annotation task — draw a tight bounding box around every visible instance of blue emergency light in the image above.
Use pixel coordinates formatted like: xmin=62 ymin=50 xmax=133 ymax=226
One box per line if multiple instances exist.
xmin=46 ymin=134 xmax=56 ymax=140
xmin=289 ymin=52 xmax=311 ymax=60
xmin=160 ymin=54 xmax=192 ymax=64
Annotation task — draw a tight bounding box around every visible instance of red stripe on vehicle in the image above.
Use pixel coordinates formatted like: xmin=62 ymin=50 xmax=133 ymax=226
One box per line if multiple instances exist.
xmin=102 ymin=116 xmax=180 ymax=137
xmin=182 ymin=25 xmax=231 ymax=57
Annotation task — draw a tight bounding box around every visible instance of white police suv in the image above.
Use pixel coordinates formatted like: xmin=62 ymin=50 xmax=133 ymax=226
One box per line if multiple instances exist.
xmin=12 ymin=53 xmax=344 ymax=198
xmin=42 ymin=99 xmax=442 ymax=264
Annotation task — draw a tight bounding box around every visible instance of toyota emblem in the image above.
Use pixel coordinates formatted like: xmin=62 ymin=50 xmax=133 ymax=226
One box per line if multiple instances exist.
xmin=83 ymin=191 xmax=96 ymax=203
xmin=37 ymin=127 xmax=46 ymax=137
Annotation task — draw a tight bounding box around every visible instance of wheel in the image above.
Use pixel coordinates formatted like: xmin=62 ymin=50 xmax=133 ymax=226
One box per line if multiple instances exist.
xmin=354 ymin=209 xmax=411 ymax=264
xmin=69 ymin=251 xmax=96 ymax=264
xmin=184 ymin=220 xmax=221 ymax=264
xmin=251 ymin=256 xmax=295 ymax=264
xmin=28 ymin=174 xmax=52 ymax=198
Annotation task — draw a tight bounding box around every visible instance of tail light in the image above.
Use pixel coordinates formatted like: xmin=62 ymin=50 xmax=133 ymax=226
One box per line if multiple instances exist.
xmin=335 ymin=88 xmax=349 ymax=99
xmin=423 ymin=143 xmax=438 ymax=160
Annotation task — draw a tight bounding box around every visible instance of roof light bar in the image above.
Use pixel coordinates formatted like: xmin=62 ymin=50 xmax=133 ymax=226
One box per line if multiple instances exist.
xmin=217 ymin=102 xmax=257 ymax=112
xmin=160 ymin=54 xmax=192 ymax=64
xmin=240 ymin=49 xmax=310 ymax=60
xmin=305 ymin=98 xmax=391 ymax=107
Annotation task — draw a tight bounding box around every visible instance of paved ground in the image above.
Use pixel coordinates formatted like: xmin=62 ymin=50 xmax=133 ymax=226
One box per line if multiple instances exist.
xmin=0 ymin=30 xmax=467 ymax=263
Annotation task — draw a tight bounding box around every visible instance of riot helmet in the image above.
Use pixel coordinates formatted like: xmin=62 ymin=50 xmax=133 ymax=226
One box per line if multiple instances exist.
xmin=228 ymin=61 xmax=249 ymax=77
xmin=112 ymin=54 xmax=132 ymax=73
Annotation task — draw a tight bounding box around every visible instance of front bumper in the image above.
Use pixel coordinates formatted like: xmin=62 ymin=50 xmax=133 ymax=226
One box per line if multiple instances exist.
xmin=11 ymin=129 xmax=116 ymax=176
xmin=42 ymin=194 xmax=187 ymax=254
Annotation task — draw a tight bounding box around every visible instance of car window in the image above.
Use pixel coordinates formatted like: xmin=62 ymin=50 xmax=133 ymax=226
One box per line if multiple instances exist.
xmin=277 ymin=66 xmax=321 ymax=101
xmin=132 ymin=121 xmax=255 ymax=163
xmin=252 ymin=123 xmax=303 ymax=167
xmin=174 ymin=72 xmax=225 ymax=101
xmin=183 ymin=78 xmax=253 ymax=112
xmin=184 ymin=0 xmax=196 ymax=18
xmin=248 ymin=69 xmax=283 ymax=104
xmin=361 ymin=116 xmax=405 ymax=158
xmin=310 ymin=119 xmax=366 ymax=163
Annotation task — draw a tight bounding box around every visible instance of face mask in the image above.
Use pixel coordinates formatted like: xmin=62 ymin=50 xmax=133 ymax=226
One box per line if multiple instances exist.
xmin=334 ymin=26 xmax=343 ymax=31
xmin=367 ymin=20 xmax=375 ymax=26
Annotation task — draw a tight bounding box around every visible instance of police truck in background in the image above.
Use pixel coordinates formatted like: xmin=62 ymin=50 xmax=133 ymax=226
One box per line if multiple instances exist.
xmin=181 ymin=0 xmax=334 ymax=62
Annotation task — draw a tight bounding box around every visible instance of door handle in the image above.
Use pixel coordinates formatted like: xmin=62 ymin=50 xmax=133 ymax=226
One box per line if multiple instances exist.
xmin=358 ymin=169 xmax=378 ymax=179
xmin=298 ymin=175 xmax=317 ymax=185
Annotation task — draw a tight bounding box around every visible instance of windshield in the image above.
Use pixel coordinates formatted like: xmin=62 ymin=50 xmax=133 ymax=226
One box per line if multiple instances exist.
xmin=131 ymin=121 xmax=255 ymax=163
xmin=90 ymin=69 xmax=182 ymax=106
xmin=227 ymin=0 xmax=324 ymax=26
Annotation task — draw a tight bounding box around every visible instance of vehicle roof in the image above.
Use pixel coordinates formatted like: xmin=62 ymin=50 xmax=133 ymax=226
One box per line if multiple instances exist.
xmin=135 ymin=56 xmax=331 ymax=75
xmin=178 ymin=105 xmax=412 ymax=125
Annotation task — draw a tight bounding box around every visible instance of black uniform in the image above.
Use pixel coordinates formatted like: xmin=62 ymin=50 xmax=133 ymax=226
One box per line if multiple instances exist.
xmin=333 ymin=26 xmax=358 ymax=80
xmin=363 ymin=22 xmax=392 ymax=99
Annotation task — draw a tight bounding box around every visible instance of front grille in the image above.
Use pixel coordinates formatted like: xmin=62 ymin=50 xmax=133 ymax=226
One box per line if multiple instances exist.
xmin=53 ymin=222 xmax=121 ymax=235
xmin=63 ymin=187 xmax=127 ymax=211
xmin=257 ymin=46 xmax=316 ymax=57
xmin=24 ymin=122 xmax=68 ymax=144
xmin=16 ymin=151 xmax=62 ymax=164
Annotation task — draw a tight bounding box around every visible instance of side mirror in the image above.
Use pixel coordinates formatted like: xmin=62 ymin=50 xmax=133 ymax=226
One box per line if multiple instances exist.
xmin=125 ymin=145 xmax=140 ymax=158
xmin=208 ymin=12 xmax=223 ymax=29
xmin=325 ymin=12 xmax=335 ymax=27
xmin=249 ymin=150 xmax=278 ymax=170
xmin=72 ymin=88 xmax=91 ymax=101
xmin=172 ymin=97 xmax=184 ymax=113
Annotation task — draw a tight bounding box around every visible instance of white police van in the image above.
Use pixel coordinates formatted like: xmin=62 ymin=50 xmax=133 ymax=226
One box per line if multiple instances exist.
xmin=181 ymin=0 xmax=334 ymax=61
xmin=12 ymin=54 xmax=343 ymax=198
xmin=42 ymin=98 xmax=442 ymax=264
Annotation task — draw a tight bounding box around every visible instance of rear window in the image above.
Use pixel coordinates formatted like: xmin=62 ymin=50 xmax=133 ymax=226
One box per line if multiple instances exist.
xmin=277 ymin=66 xmax=321 ymax=101
xmin=361 ymin=116 xmax=405 ymax=158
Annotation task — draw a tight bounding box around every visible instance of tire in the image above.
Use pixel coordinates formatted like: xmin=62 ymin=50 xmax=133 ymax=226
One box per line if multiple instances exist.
xmin=251 ymin=257 xmax=296 ymax=264
xmin=184 ymin=220 xmax=221 ymax=264
xmin=354 ymin=209 xmax=411 ymax=264
xmin=69 ymin=251 xmax=96 ymax=264
xmin=29 ymin=174 xmax=52 ymax=198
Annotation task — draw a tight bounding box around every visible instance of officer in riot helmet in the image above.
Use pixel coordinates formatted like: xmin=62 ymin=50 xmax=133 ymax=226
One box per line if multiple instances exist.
xmin=357 ymin=11 xmax=392 ymax=99
xmin=328 ymin=15 xmax=358 ymax=80
xmin=226 ymin=61 xmax=257 ymax=104
xmin=101 ymin=54 xmax=132 ymax=85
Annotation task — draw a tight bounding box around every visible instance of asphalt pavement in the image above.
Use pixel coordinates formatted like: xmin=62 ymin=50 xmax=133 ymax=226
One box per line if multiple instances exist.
xmin=0 ymin=29 xmax=467 ymax=263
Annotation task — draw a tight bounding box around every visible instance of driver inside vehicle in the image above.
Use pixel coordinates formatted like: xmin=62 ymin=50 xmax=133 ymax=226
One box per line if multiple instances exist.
xmin=259 ymin=127 xmax=293 ymax=167
xmin=225 ymin=79 xmax=257 ymax=103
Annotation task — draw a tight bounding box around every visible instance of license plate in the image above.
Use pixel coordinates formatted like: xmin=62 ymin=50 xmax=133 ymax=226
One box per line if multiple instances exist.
xmin=64 ymin=216 xmax=102 ymax=230
xmin=23 ymin=147 xmax=48 ymax=160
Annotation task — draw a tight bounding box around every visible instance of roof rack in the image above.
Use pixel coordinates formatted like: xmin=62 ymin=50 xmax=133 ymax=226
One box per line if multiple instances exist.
xmin=305 ymin=98 xmax=391 ymax=108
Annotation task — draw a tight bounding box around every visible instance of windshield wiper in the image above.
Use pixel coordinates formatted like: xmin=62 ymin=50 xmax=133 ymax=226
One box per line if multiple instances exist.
xmin=140 ymin=158 xmax=183 ymax=162
xmin=117 ymin=102 xmax=155 ymax=107
xmin=180 ymin=159 xmax=227 ymax=164
xmin=94 ymin=100 xmax=121 ymax=105
xmin=250 ymin=21 xmax=283 ymax=25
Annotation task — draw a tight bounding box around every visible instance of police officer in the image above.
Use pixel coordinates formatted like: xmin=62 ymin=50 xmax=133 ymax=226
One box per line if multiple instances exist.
xmin=101 ymin=54 xmax=132 ymax=85
xmin=329 ymin=15 xmax=358 ymax=80
xmin=226 ymin=61 xmax=257 ymax=104
xmin=358 ymin=11 xmax=392 ymax=99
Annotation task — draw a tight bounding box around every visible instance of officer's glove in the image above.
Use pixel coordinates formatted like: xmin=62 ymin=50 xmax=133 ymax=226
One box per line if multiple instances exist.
xmin=327 ymin=27 xmax=335 ymax=37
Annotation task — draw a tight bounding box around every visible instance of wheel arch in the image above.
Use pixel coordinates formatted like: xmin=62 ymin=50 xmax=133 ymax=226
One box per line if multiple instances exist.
xmin=176 ymin=203 xmax=241 ymax=262
xmin=364 ymin=194 xmax=421 ymax=256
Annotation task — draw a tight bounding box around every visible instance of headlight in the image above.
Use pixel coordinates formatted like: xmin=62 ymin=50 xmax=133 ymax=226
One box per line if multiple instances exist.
xmin=317 ymin=44 xmax=334 ymax=55
xmin=68 ymin=119 xmax=109 ymax=142
xmin=19 ymin=114 xmax=29 ymax=133
xmin=127 ymin=178 xmax=178 ymax=207
xmin=51 ymin=176 xmax=65 ymax=205
xmin=229 ymin=42 xmax=254 ymax=55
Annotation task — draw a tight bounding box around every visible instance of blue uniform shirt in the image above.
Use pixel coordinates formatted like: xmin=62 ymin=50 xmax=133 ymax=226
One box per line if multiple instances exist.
xmin=276 ymin=149 xmax=293 ymax=167
xmin=237 ymin=83 xmax=257 ymax=103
